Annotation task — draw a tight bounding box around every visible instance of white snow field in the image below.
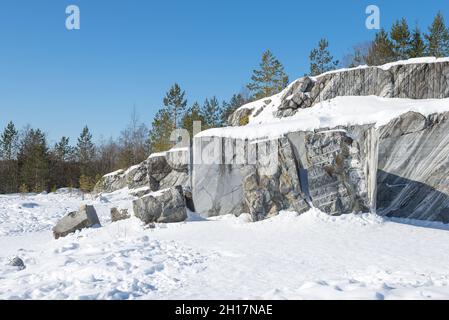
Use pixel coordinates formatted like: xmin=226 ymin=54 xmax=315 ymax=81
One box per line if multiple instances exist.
xmin=2 ymin=189 xmax=449 ymax=300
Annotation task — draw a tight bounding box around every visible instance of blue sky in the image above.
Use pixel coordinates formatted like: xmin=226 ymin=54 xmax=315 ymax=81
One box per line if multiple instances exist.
xmin=1 ymin=0 xmax=448 ymax=144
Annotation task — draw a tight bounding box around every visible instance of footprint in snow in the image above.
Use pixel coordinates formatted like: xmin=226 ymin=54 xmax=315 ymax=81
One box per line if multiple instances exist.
xmin=54 ymin=243 xmax=80 ymax=254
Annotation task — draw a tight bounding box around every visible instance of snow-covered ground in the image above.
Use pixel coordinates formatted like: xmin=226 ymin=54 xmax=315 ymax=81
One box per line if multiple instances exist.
xmin=2 ymin=190 xmax=449 ymax=300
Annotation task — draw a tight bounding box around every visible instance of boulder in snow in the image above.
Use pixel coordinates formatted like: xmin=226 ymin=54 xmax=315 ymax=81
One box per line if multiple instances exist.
xmin=129 ymin=187 xmax=152 ymax=198
xmin=111 ymin=207 xmax=130 ymax=222
xmin=9 ymin=257 xmax=25 ymax=270
xmin=133 ymin=186 xmax=187 ymax=224
xmin=53 ymin=205 xmax=101 ymax=239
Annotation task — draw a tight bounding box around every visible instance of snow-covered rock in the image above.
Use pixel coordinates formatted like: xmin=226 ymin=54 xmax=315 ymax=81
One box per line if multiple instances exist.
xmin=133 ymin=186 xmax=187 ymax=224
xmin=94 ymin=148 xmax=190 ymax=195
xmin=8 ymin=257 xmax=25 ymax=270
xmin=230 ymin=58 xmax=449 ymax=126
xmin=52 ymin=205 xmax=101 ymax=239
xmin=191 ymin=58 xmax=449 ymax=223
xmin=147 ymin=151 xmax=189 ymax=192
xmin=110 ymin=207 xmax=130 ymax=222
xmin=194 ymin=109 xmax=449 ymax=223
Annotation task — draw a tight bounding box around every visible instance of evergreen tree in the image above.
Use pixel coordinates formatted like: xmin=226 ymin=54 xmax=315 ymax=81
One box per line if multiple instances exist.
xmin=76 ymin=126 xmax=95 ymax=175
xmin=50 ymin=136 xmax=77 ymax=190
xmin=308 ymin=38 xmax=339 ymax=76
xmin=247 ymin=50 xmax=289 ymax=100
xmin=181 ymin=102 xmax=206 ymax=140
xmin=201 ymin=97 xmax=222 ymax=129
xmin=426 ymin=12 xmax=449 ymax=57
xmin=409 ymin=25 xmax=427 ymax=58
xmin=147 ymin=108 xmax=174 ymax=153
xmin=0 ymin=121 xmax=19 ymax=160
xmin=17 ymin=128 xmax=50 ymax=193
xmin=366 ymin=29 xmax=396 ymax=66
xmin=0 ymin=121 xmax=19 ymax=193
xmin=391 ymin=18 xmax=412 ymax=60
xmin=221 ymin=94 xmax=248 ymax=125
xmin=163 ymin=83 xmax=187 ymax=129
xmin=54 ymin=137 xmax=74 ymax=162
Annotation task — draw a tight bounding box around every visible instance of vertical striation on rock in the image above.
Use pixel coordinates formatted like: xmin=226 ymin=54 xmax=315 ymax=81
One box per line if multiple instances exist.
xmin=192 ymin=135 xmax=311 ymax=220
xmin=229 ymin=60 xmax=449 ymax=126
xmin=377 ymin=111 xmax=449 ymax=222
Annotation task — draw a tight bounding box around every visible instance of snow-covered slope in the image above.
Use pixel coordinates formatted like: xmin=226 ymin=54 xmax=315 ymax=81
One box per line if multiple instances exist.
xmin=2 ymin=191 xmax=449 ymax=300
xmin=198 ymin=96 xmax=449 ymax=139
xmin=316 ymin=57 xmax=449 ymax=77
xmin=228 ymin=57 xmax=449 ymax=127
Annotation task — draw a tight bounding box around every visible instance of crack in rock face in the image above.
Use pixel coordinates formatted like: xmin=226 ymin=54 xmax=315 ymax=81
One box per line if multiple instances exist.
xmin=95 ymin=60 xmax=449 ymax=224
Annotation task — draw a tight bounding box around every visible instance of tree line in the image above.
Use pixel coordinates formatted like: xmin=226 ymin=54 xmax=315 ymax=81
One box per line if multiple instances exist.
xmin=1 ymin=12 xmax=448 ymax=194
xmin=342 ymin=12 xmax=449 ymax=70
xmin=0 ymin=108 xmax=149 ymax=194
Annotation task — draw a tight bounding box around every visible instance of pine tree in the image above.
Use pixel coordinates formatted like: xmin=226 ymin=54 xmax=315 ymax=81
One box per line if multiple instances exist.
xmin=17 ymin=128 xmax=50 ymax=193
xmin=247 ymin=50 xmax=289 ymax=100
xmin=54 ymin=137 xmax=74 ymax=162
xmin=426 ymin=12 xmax=449 ymax=57
xmin=201 ymin=97 xmax=222 ymax=129
xmin=391 ymin=18 xmax=412 ymax=60
xmin=163 ymin=83 xmax=187 ymax=129
xmin=409 ymin=25 xmax=427 ymax=58
xmin=147 ymin=108 xmax=174 ymax=153
xmin=76 ymin=126 xmax=95 ymax=175
xmin=221 ymin=94 xmax=248 ymax=125
xmin=181 ymin=102 xmax=206 ymax=140
xmin=366 ymin=29 xmax=396 ymax=66
xmin=0 ymin=121 xmax=19 ymax=193
xmin=308 ymin=38 xmax=339 ymax=76
xmin=0 ymin=121 xmax=18 ymax=160
xmin=51 ymin=136 xmax=77 ymax=190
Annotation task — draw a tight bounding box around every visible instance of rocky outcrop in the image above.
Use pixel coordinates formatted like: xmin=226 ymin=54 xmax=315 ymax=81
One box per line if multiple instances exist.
xmin=93 ymin=161 xmax=149 ymax=194
xmin=228 ymin=108 xmax=253 ymax=127
xmin=287 ymin=126 xmax=377 ymax=215
xmin=376 ymin=111 xmax=449 ymax=222
xmin=195 ymin=109 xmax=449 ymax=223
xmin=94 ymin=148 xmax=190 ymax=194
xmin=147 ymin=150 xmax=190 ymax=192
xmin=53 ymin=205 xmax=100 ymax=239
xmin=241 ymin=138 xmax=310 ymax=221
xmin=94 ymin=169 xmax=128 ymax=193
xmin=133 ymin=186 xmax=187 ymax=224
xmin=94 ymin=59 xmax=449 ymax=224
xmin=231 ymin=59 xmax=449 ymax=125
xmin=192 ymin=125 xmax=377 ymax=220
xmin=110 ymin=208 xmax=130 ymax=222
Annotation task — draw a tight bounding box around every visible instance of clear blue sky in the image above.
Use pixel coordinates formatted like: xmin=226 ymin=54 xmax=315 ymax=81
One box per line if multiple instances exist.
xmin=1 ymin=0 xmax=448 ymax=144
